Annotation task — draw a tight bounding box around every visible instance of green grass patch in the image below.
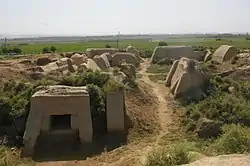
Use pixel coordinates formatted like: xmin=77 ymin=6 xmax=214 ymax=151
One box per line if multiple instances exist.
xmin=146 ymin=124 xmax=250 ymax=165
xmin=1 ymin=37 xmax=250 ymax=55
xmin=145 ymin=142 xmax=197 ymax=166
xmin=2 ymin=40 xmax=158 ymax=55
xmin=210 ymin=124 xmax=250 ymax=154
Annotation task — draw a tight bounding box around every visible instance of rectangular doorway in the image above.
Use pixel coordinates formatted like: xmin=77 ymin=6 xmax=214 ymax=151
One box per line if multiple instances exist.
xmin=50 ymin=114 xmax=71 ymax=130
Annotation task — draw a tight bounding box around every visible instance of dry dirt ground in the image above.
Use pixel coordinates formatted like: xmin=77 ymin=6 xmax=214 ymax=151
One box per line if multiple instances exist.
xmin=0 ymin=54 xmax=59 ymax=86
xmin=33 ymin=59 xmax=180 ymax=166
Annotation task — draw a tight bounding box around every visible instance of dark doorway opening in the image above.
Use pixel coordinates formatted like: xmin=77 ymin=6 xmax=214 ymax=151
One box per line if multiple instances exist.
xmin=50 ymin=114 xmax=71 ymax=130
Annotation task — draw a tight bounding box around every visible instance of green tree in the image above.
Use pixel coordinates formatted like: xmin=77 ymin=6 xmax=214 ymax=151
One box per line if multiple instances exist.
xmin=12 ymin=47 xmax=22 ymax=54
xmin=50 ymin=46 xmax=56 ymax=52
xmin=158 ymin=41 xmax=168 ymax=46
xmin=42 ymin=47 xmax=50 ymax=54
xmin=105 ymin=44 xmax=111 ymax=48
xmin=1 ymin=47 xmax=9 ymax=54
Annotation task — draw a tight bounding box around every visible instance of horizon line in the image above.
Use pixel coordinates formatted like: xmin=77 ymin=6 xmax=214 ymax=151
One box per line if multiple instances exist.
xmin=1 ymin=32 xmax=249 ymax=39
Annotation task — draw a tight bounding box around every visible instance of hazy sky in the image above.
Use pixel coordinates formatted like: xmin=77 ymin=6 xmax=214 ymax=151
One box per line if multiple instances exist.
xmin=1 ymin=0 xmax=250 ymax=36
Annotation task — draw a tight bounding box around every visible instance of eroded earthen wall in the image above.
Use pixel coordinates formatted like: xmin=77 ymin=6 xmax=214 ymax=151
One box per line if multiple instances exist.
xmin=106 ymin=92 xmax=125 ymax=132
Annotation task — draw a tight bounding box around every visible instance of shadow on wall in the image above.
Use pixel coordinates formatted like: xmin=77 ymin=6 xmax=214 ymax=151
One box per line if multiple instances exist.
xmin=23 ymin=131 xmax=128 ymax=162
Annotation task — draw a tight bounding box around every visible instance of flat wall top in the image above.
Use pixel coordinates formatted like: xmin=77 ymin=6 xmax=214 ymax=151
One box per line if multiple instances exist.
xmin=86 ymin=48 xmax=119 ymax=51
xmin=156 ymin=46 xmax=192 ymax=49
xmin=32 ymin=85 xmax=89 ymax=97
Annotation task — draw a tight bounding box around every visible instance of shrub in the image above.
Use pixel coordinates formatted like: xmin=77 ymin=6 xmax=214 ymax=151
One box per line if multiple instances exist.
xmin=146 ymin=142 xmax=191 ymax=166
xmin=0 ymin=98 xmax=13 ymax=125
xmin=192 ymin=46 xmax=205 ymax=51
xmin=1 ymin=81 xmax=32 ymax=120
xmin=209 ymin=76 xmax=250 ymax=100
xmin=42 ymin=47 xmax=50 ymax=54
xmin=140 ymin=49 xmax=153 ymax=58
xmin=187 ymin=94 xmax=250 ymax=125
xmin=12 ymin=47 xmax=22 ymax=54
xmin=105 ymin=44 xmax=111 ymax=48
xmin=50 ymin=46 xmax=56 ymax=52
xmin=158 ymin=41 xmax=168 ymax=46
xmin=1 ymin=48 xmax=9 ymax=54
xmin=87 ymin=84 xmax=107 ymax=136
xmin=58 ymin=70 xmax=110 ymax=88
xmin=79 ymin=71 xmax=110 ymax=88
xmin=184 ymin=76 xmax=250 ymax=135
xmin=212 ymin=124 xmax=250 ymax=154
xmin=185 ymin=120 xmax=197 ymax=132
xmin=58 ymin=74 xmax=78 ymax=86
xmin=103 ymin=78 xmax=125 ymax=93
xmin=87 ymin=84 xmax=105 ymax=115
xmin=112 ymin=67 xmax=120 ymax=75
xmin=0 ymin=47 xmax=22 ymax=55
xmin=0 ymin=79 xmax=50 ymax=129
xmin=0 ymin=146 xmax=33 ymax=166
xmin=59 ymin=70 xmax=124 ymax=92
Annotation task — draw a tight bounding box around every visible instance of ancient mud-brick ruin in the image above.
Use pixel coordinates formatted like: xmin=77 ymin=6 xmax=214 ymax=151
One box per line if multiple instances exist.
xmin=23 ymin=86 xmax=93 ymax=156
xmin=23 ymin=85 xmax=125 ymax=156
xmin=165 ymin=57 xmax=208 ymax=100
xmin=212 ymin=45 xmax=237 ymax=62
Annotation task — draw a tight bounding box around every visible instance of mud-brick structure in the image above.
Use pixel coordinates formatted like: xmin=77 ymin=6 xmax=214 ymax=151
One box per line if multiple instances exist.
xmin=165 ymin=57 xmax=208 ymax=100
xmin=23 ymin=85 xmax=93 ymax=156
xmin=212 ymin=45 xmax=237 ymax=62
xmin=106 ymin=91 xmax=125 ymax=132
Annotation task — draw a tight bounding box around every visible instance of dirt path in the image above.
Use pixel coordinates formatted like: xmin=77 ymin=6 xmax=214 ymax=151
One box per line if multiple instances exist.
xmin=136 ymin=60 xmax=173 ymax=165
xmin=139 ymin=60 xmax=172 ymax=136
xmin=36 ymin=60 xmax=173 ymax=166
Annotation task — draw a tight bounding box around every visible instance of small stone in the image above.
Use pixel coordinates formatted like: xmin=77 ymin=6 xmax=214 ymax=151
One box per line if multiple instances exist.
xmin=228 ymin=86 xmax=236 ymax=93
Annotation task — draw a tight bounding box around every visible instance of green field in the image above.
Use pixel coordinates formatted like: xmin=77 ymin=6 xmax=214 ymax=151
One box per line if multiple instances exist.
xmin=2 ymin=37 xmax=250 ymax=54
